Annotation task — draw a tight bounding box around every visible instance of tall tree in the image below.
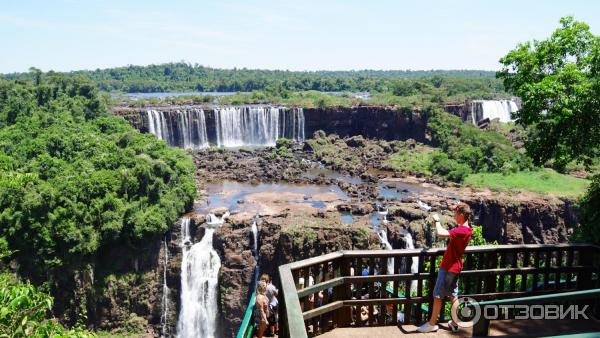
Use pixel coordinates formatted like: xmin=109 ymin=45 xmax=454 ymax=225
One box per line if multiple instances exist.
xmin=497 ymin=16 xmax=600 ymax=169
xmin=498 ymin=16 xmax=600 ymax=243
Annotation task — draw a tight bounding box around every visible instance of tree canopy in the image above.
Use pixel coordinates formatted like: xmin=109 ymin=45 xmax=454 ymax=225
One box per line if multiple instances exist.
xmin=0 ymin=74 xmax=196 ymax=281
xmin=497 ymin=16 xmax=600 ymax=169
xmin=498 ymin=17 xmax=600 ymax=244
xmin=3 ymin=64 xmax=503 ymax=96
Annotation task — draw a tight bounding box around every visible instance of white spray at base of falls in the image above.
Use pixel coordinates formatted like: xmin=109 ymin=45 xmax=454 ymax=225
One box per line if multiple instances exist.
xmin=161 ymin=238 xmax=170 ymax=337
xmin=177 ymin=213 xmax=228 ymax=338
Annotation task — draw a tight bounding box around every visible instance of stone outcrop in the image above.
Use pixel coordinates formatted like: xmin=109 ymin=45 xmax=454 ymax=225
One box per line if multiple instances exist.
xmin=383 ymin=193 xmax=578 ymax=248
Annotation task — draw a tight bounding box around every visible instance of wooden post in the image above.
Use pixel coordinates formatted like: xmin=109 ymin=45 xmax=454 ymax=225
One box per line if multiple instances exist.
xmin=333 ymin=257 xmax=351 ymax=327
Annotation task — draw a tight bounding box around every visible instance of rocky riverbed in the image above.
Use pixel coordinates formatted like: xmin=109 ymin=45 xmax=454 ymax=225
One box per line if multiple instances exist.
xmin=177 ymin=132 xmax=579 ymax=337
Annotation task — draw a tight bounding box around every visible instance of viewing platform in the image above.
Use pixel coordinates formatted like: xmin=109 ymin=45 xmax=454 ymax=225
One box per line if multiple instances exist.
xmin=275 ymin=244 xmax=600 ymax=337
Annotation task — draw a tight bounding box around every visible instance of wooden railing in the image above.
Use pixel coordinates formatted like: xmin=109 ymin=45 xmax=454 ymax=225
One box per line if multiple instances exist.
xmin=278 ymin=244 xmax=600 ymax=338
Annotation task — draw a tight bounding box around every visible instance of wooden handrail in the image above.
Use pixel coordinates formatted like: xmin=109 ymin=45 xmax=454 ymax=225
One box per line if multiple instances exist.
xmin=278 ymin=244 xmax=600 ymax=338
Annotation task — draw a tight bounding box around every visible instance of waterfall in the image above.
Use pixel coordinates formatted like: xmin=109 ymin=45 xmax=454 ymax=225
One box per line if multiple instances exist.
xmin=177 ymin=213 xmax=226 ymax=338
xmin=470 ymin=99 xmax=518 ymax=124
xmin=377 ymin=228 xmax=395 ymax=275
xmin=374 ymin=207 xmax=394 ymax=274
xmin=214 ymin=106 xmax=305 ymax=147
xmin=147 ymin=106 xmax=304 ymax=148
xmin=146 ymin=109 xmax=208 ymax=149
xmin=251 ymin=216 xmax=260 ymax=282
xmin=161 ymin=238 xmax=170 ymax=337
xmin=404 ymin=232 xmax=418 ymax=296
xmin=251 ymin=217 xmax=258 ymax=256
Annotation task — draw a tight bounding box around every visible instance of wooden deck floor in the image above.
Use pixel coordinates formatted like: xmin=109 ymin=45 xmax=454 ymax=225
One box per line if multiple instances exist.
xmin=317 ymin=319 xmax=600 ymax=337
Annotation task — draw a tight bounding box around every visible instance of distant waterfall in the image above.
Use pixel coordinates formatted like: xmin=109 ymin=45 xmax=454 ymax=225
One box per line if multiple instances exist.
xmin=251 ymin=218 xmax=258 ymax=256
xmin=161 ymin=238 xmax=170 ymax=337
xmin=470 ymin=99 xmax=518 ymax=124
xmin=147 ymin=109 xmax=209 ymax=149
xmin=374 ymin=208 xmax=394 ymax=275
xmin=177 ymin=214 xmax=225 ymax=338
xmin=377 ymin=229 xmax=395 ymax=275
xmin=251 ymin=216 xmax=260 ymax=282
xmin=215 ymin=106 xmax=305 ymax=147
xmin=146 ymin=106 xmax=305 ymax=148
xmin=404 ymin=232 xmax=418 ymax=296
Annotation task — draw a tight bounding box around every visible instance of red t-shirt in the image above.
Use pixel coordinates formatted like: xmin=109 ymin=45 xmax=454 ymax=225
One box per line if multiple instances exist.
xmin=440 ymin=225 xmax=472 ymax=273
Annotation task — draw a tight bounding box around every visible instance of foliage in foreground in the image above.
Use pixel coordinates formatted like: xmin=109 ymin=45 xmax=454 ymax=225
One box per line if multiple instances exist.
xmin=0 ymin=273 xmax=94 ymax=338
xmin=498 ymin=16 xmax=600 ymax=171
xmin=0 ymin=74 xmax=196 ymax=280
xmin=497 ymin=16 xmax=600 ymax=243
xmin=574 ymin=174 xmax=600 ymax=244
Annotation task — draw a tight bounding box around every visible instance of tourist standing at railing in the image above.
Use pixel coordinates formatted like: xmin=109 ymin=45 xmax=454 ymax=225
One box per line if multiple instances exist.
xmin=260 ymin=273 xmax=279 ymax=337
xmin=417 ymin=202 xmax=473 ymax=333
xmin=254 ymin=281 xmax=270 ymax=338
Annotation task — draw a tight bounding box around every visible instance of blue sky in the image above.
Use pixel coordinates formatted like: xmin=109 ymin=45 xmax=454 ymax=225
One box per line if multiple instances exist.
xmin=1 ymin=0 xmax=599 ymax=73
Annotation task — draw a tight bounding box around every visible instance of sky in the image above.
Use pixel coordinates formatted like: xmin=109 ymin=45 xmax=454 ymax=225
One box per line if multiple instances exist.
xmin=1 ymin=0 xmax=599 ymax=73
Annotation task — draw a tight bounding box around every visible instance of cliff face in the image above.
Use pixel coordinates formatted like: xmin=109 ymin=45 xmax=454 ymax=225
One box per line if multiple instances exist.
xmin=384 ymin=194 xmax=578 ymax=249
xmin=303 ymin=107 xmax=429 ymax=143
xmin=112 ymin=106 xmax=430 ymax=144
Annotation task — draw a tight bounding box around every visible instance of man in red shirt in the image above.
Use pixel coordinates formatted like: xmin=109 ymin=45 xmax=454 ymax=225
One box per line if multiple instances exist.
xmin=417 ymin=202 xmax=473 ymax=333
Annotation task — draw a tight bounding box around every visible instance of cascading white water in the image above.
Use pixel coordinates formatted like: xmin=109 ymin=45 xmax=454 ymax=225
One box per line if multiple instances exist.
xmin=251 ymin=218 xmax=258 ymax=255
xmin=374 ymin=208 xmax=394 ymax=274
xmin=178 ymin=109 xmax=209 ymax=149
xmin=177 ymin=213 xmax=226 ymax=338
xmin=147 ymin=109 xmax=209 ymax=149
xmin=161 ymin=238 xmax=170 ymax=337
xmin=214 ymin=106 xmax=305 ymax=147
xmin=470 ymin=99 xmax=518 ymax=124
xmin=404 ymin=232 xmax=418 ymax=296
xmin=147 ymin=106 xmax=304 ymax=148
xmin=377 ymin=229 xmax=395 ymax=275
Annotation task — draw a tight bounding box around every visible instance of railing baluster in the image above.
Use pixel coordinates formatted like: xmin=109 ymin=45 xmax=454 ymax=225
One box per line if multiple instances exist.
xmin=555 ymin=249 xmax=562 ymax=290
xmin=392 ymin=255 xmax=399 ymax=325
xmin=566 ymin=248 xmax=574 ymax=289
xmin=498 ymin=251 xmax=506 ymax=292
xmin=510 ymin=251 xmax=517 ymax=292
xmin=368 ymin=257 xmax=374 ymax=327
xmin=521 ymin=250 xmax=530 ymax=291
xmin=544 ymin=249 xmax=551 ymax=289
xmin=532 ymin=250 xmax=540 ymax=291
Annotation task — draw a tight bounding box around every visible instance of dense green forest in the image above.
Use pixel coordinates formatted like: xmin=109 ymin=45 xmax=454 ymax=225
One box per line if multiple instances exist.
xmin=2 ymin=64 xmax=504 ymax=96
xmin=0 ymin=74 xmax=196 ymax=336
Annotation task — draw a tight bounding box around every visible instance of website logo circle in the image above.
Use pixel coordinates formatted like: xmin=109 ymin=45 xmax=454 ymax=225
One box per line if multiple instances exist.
xmin=451 ymin=297 xmax=481 ymax=328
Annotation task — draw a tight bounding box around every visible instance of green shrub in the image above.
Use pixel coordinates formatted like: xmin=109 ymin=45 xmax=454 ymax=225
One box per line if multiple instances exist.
xmin=429 ymin=152 xmax=472 ymax=182
xmin=574 ymin=174 xmax=600 ymax=244
xmin=425 ymin=107 xmax=532 ymax=181
xmin=0 ymin=273 xmax=94 ymax=337
xmin=0 ymin=75 xmax=196 ymax=281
